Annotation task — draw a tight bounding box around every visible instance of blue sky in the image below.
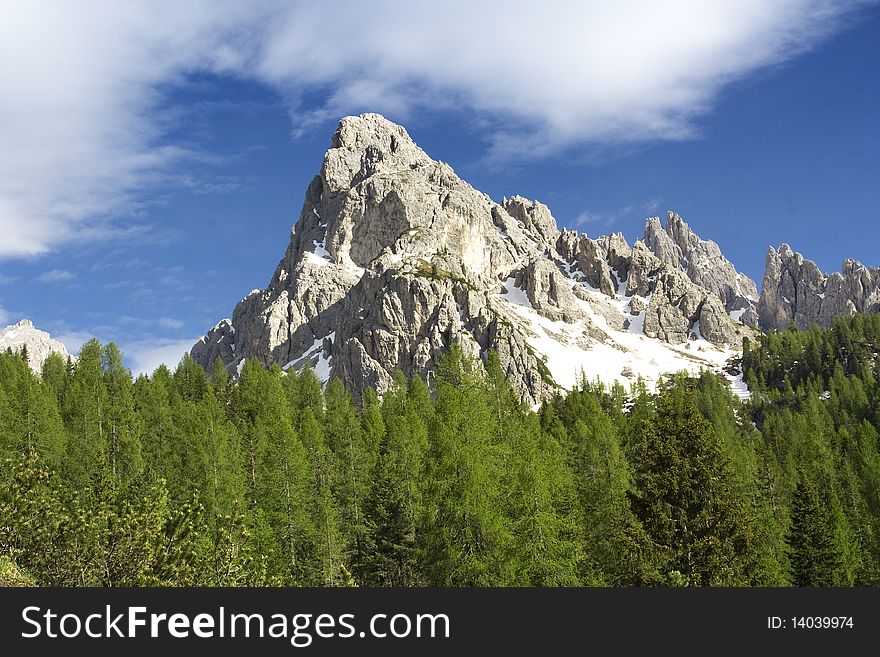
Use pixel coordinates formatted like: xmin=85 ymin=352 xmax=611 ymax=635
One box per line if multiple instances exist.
xmin=0 ymin=1 xmax=878 ymax=374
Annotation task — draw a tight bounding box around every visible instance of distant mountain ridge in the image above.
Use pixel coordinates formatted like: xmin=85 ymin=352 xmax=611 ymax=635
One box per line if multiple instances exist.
xmin=758 ymin=244 xmax=880 ymax=331
xmin=0 ymin=319 xmax=72 ymax=372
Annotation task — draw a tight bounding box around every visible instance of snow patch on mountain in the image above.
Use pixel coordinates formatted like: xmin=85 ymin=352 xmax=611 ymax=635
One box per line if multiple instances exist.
xmin=495 ymin=278 xmax=736 ymax=393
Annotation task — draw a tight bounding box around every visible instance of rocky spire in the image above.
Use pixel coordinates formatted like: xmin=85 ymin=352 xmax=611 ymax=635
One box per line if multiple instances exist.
xmin=191 ymin=113 xmax=757 ymax=405
xmin=758 ymin=245 xmax=880 ymax=330
xmin=642 ymin=212 xmax=759 ymax=327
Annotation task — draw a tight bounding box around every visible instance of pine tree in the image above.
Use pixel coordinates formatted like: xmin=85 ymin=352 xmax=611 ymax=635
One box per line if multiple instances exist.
xmin=0 ymin=383 xmax=15 ymax=464
xmin=209 ymin=356 xmax=233 ymax=409
xmin=102 ymin=343 xmax=143 ymax=486
xmin=231 ymin=359 xmax=269 ymax=503
xmin=628 ymin=382 xmax=753 ymax=585
xmin=361 ymin=374 xmax=427 ymax=586
xmin=788 ymin=473 xmax=845 ymax=586
xmin=486 ymin=351 xmax=580 ymax=585
xmin=253 ymin=367 xmax=314 ymax=584
xmin=324 ymin=379 xmax=372 ymax=571
xmin=199 ymin=386 xmax=246 ymax=520
xmin=566 ymin=403 xmax=638 ymax=584
xmin=173 ymin=352 xmax=208 ymax=402
xmin=134 ymin=367 xmax=175 ymax=485
xmin=360 ymin=387 xmax=385 ymax=460
xmin=289 ymin=365 xmax=325 ymax=422
xmin=41 ymin=352 xmax=70 ymax=402
xmin=0 ymin=350 xmax=67 ymax=469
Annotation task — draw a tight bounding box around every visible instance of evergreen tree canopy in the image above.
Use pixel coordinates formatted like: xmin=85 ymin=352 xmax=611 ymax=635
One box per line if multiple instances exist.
xmin=1 ymin=316 xmax=879 ymax=587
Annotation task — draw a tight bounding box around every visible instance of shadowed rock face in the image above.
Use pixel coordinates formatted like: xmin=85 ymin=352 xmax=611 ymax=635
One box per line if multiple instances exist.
xmin=758 ymin=245 xmax=880 ymax=331
xmin=191 ymin=113 xmax=758 ymax=405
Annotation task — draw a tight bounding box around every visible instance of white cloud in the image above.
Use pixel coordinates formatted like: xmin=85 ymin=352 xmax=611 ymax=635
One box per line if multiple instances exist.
xmin=122 ymin=337 xmax=199 ymax=377
xmin=574 ymin=198 xmax=664 ymax=229
xmin=0 ymin=1 xmax=261 ymax=259
xmin=254 ymin=0 xmax=861 ymax=160
xmin=0 ymin=1 xmax=866 ymax=258
xmin=53 ymin=330 xmax=95 ymax=356
xmin=0 ymin=275 xmax=17 ymax=285
xmin=36 ymin=269 xmax=76 ymax=283
xmin=158 ymin=317 xmax=185 ymax=330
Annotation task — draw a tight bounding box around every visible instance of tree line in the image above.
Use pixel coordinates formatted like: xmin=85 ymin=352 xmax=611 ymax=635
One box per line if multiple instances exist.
xmin=2 ymin=314 xmax=879 ymax=586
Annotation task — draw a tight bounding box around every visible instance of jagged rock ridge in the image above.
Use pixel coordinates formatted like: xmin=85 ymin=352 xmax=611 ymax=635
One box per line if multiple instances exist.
xmin=192 ymin=113 xmax=758 ymax=405
xmin=758 ymin=244 xmax=880 ymax=331
xmin=642 ymin=212 xmax=760 ymax=327
xmin=0 ymin=319 xmax=73 ymax=372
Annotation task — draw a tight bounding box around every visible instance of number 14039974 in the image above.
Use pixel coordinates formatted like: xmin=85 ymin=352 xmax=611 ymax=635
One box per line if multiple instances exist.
xmin=768 ymin=616 xmax=853 ymax=630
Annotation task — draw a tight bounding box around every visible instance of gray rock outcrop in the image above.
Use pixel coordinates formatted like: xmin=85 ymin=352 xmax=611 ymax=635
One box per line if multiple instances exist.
xmin=191 ymin=113 xmax=757 ymax=405
xmin=642 ymin=212 xmax=760 ymax=326
xmin=758 ymin=244 xmax=880 ymax=330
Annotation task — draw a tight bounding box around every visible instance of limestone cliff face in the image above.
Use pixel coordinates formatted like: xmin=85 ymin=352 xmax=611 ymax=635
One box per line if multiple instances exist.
xmin=0 ymin=319 xmax=73 ymax=372
xmin=758 ymin=245 xmax=880 ymax=331
xmin=642 ymin=212 xmax=760 ymax=328
xmin=192 ymin=114 xmax=758 ymax=404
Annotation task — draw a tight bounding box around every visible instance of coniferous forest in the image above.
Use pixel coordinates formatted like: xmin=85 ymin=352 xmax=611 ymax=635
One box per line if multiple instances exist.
xmin=3 ymin=314 xmax=880 ymax=587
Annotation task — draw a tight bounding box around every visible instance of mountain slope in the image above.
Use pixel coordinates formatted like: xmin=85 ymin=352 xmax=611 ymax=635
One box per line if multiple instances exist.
xmin=192 ymin=114 xmax=758 ymax=404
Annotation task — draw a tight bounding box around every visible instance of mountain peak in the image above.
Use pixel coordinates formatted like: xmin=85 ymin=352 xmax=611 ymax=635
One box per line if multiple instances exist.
xmin=0 ymin=318 xmax=72 ymax=372
xmin=332 ymin=113 xmax=416 ymax=148
xmin=325 ymin=113 xmax=432 ymax=190
xmin=192 ymin=115 xmax=763 ymax=404
xmin=640 ymin=211 xmax=759 ymax=325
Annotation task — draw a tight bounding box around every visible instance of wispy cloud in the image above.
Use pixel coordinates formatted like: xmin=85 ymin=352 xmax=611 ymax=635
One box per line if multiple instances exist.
xmin=102 ymin=280 xmax=133 ymax=291
xmin=91 ymin=256 xmax=149 ymax=272
xmin=53 ymin=330 xmax=95 ymax=356
xmin=573 ymin=199 xmax=664 ymax=230
xmin=0 ymin=1 xmax=261 ymax=260
xmin=36 ymin=269 xmax=76 ymax=283
xmin=158 ymin=275 xmax=193 ymax=290
xmin=158 ymin=317 xmax=185 ymax=330
xmin=0 ymin=274 xmax=17 ymax=285
xmin=122 ymin=337 xmax=198 ymax=377
xmin=255 ymin=1 xmax=863 ymax=162
xmin=173 ymin=173 xmax=249 ymax=195
xmin=0 ymin=1 xmax=867 ymax=258
xmin=129 ymin=287 xmax=158 ymax=306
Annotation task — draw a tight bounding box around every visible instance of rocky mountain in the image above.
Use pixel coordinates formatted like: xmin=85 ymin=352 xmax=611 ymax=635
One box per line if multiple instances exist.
xmin=0 ymin=319 xmax=72 ymax=372
xmin=192 ymin=113 xmax=760 ymax=405
xmin=758 ymin=244 xmax=880 ymax=331
xmin=642 ymin=213 xmax=760 ymax=327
